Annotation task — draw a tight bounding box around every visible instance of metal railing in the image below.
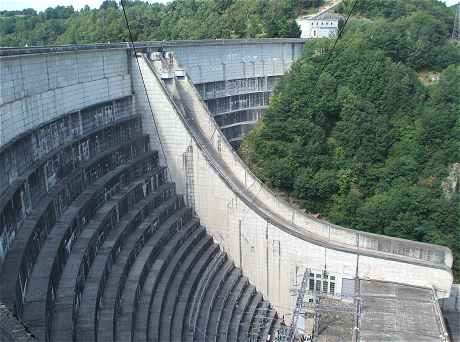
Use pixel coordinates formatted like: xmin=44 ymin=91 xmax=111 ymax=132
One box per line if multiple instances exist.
xmin=141 ymin=53 xmax=452 ymax=272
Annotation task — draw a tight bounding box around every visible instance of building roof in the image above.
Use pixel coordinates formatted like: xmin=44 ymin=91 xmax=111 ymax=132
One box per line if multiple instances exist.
xmin=298 ymin=13 xmax=339 ymax=21
xmin=315 ymin=280 xmax=449 ymax=342
xmin=309 ymin=13 xmax=339 ymax=20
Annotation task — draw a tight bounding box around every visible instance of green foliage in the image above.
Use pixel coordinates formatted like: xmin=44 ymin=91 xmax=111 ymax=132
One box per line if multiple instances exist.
xmin=243 ymin=0 xmax=460 ymax=280
xmin=0 ymin=0 xmax=326 ymax=46
xmin=0 ymin=6 xmax=75 ymax=46
xmin=340 ymin=0 xmax=460 ymax=70
xmin=341 ymin=0 xmax=453 ymax=23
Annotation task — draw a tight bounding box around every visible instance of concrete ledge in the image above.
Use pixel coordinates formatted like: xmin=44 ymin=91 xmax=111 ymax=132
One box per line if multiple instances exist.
xmin=0 ymin=39 xmax=309 ymax=57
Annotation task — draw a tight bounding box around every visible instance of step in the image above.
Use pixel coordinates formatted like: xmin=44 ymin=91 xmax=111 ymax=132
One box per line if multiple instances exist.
xmin=260 ymin=304 xmax=279 ymax=342
xmin=134 ymin=233 xmax=212 ymax=342
xmin=151 ymin=233 xmax=212 ymax=342
xmin=183 ymin=251 xmax=226 ymax=342
xmin=75 ymin=184 xmax=176 ymax=342
xmin=249 ymin=300 xmax=269 ymax=341
xmin=238 ymin=292 xmax=263 ymax=341
xmin=268 ymin=318 xmax=281 ymax=342
xmin=216 ymin=277 xmax=248 ymax=342
xmin=227 ymin=284 xmax=256 ymax=342
xmin=170 ymin=243 xmax=220 ymax=342
xmin=206 ymin=268 xmax=242 ymax=342
xmin=50 ymin=179 xmax=153 ymax=342
xmin=0 ymin=125 xmax=145 ymax=273
xmin=96 ymin=206 xmax=192 ymax=342
xmin=0 ymin=146 xmax=154 ymax=318
xmin=193 ymin=259 xmax=234 ymax=341
xmin=126 ymin=224 xmax=204 ymax=342
xmin=22 ymin=164 xmax=164 ymax=339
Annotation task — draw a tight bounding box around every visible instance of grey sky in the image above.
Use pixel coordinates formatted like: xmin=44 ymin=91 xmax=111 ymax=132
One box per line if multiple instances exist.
xmin=0 ymin=0 xmax=457 ymax=12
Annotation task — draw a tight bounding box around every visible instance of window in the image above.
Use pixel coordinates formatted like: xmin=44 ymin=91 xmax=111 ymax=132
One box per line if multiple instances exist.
xmin=315 ymin=280 xmax=321 ymax=292
xmin=330 ymin=282 xmax=335 ymax=294
xmin=322 ymin=281 xmax=328 ymax=293
xmin=309 ymin=279 xmax=315 ymax=291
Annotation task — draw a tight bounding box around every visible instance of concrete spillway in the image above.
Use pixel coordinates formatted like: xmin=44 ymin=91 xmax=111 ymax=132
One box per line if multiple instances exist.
xmin=0 ymin=40 xmax=455 ymax=341
xmin=136 ymin=50 xmax=453 ymax=296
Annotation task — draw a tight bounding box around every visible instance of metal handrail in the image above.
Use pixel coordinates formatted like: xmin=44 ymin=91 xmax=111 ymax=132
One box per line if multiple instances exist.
xmin=0 ymin=38 xmax=309 ymax=57
xmin=432 ymin=288 xmax=451 ymax=342
xmin=141 ymin=54 xmax=452 ymax=272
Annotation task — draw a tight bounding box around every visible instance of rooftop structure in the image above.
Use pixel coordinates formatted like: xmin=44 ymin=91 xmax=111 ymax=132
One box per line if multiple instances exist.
xmin=296 ymin=14 xmax=339 ymax=39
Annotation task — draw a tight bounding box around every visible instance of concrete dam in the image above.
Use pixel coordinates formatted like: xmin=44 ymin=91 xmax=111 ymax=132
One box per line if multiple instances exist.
xmin=0 ymin=39 xmax=456 ymax=341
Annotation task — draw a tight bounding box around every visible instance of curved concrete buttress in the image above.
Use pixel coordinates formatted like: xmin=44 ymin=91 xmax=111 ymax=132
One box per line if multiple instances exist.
xmin=133 ymin=53 xmax=453 ymax=317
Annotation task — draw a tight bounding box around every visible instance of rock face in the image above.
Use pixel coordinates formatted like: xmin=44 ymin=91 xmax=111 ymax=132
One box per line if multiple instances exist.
xmin=442 ymin=163 xmax=460 ymax=197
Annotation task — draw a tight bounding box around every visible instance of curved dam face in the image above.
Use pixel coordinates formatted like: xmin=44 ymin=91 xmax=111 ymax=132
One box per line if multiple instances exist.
xmin=133 ymin=49 xmax=453 ymax=312
xmin=166 ymin=40 xmax=304 ymax=148
xmin=0 ymin=40 xmax=453 ymax=324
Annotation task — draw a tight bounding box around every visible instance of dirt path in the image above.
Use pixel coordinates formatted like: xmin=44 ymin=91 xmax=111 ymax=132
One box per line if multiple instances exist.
xmin=311 ymin=0 xmax=343 ymax=18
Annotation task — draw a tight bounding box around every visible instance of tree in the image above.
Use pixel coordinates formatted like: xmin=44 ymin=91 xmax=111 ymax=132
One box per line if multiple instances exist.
xmin=100 ymin=0 xmax=118 ymax=10
xmin=242 ymin=5 xmax=460 ymax=280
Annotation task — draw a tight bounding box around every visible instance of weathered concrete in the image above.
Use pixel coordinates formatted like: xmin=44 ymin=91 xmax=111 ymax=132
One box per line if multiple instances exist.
xmin=133 ymin=51 xmax=452 ymax=321
xmin=441 ymin=284 xmax=460 ymax=342
xmin=0 ymin=49 xmax=131 ymax=146
xmin=0 ymin=41 xmax=454 ymax=331
xmin=165 ymin=40 xmax=304 ymax=145
xmin=0 ymin=304 xmax=35 ymax=341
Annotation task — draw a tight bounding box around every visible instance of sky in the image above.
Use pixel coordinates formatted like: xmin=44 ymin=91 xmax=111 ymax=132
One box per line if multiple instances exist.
xmin=0 ymin=0 xmax=457 ymax=11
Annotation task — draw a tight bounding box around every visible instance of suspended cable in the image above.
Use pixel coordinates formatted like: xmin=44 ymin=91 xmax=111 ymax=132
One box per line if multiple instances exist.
xmin=312 ymin=0 xmax=360 ymax=87
xmin=120 ymin=0 xmax=172 ymax=181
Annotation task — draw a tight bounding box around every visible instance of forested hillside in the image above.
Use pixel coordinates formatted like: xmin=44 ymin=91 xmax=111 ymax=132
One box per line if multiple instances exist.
xmin=0 ymin=0 xmax=323 ymax=46
xmin=242 ymin=0 xmax=460 ymax=279
xmin=2 ymin=0 xmax=459 ymax=280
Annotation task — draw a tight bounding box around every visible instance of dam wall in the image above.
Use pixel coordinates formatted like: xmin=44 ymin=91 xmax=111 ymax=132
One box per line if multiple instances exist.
xmin=0 ymin=42 xmax=454 ymax=322
xmin=134 ymin=52 xmax=452 ymax=317
xmin=0 ymin=48 xmax=132 ymax=147
xmin=0 ymin=48 xmax=134 ymax=266
xmin=157 ymin=40 xmax=305 ymax=147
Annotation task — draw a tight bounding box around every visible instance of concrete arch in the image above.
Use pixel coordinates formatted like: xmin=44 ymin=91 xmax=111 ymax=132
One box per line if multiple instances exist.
xmin=135 ymin=54 xmax=453 ymax=317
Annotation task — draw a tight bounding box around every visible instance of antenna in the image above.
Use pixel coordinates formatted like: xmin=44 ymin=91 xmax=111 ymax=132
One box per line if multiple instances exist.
xmin=453 ymin=1 xmax=460 ymax=40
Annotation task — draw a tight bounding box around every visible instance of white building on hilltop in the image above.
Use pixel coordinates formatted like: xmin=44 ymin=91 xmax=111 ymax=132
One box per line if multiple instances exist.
xmin=296 ymin=13 xmax=339 ymax=39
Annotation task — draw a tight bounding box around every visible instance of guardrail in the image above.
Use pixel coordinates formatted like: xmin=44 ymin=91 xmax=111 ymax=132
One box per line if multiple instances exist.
xmin=432 ymin=288 xmax=451 ymax=342
xmin=141 ymin=53 xmax=453 ymax=271
xmin=0 ymin=38 xmax=309 ymax=57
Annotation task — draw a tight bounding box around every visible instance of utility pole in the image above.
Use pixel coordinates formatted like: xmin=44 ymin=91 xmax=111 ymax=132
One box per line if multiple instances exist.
xmin=453 ymin=2 xmax=460 ymax=40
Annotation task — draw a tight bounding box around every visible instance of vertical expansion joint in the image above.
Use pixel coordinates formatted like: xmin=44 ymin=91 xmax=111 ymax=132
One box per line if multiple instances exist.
xmin=239 ymin=219 xmax=243 ymax=270
xmin=183 ymin=145 xmax=196 ymax=211
xmin=266 ymin=221 xmax=270 ymax=297
xmin=353 ymin=278 xmax=362 ymax=342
